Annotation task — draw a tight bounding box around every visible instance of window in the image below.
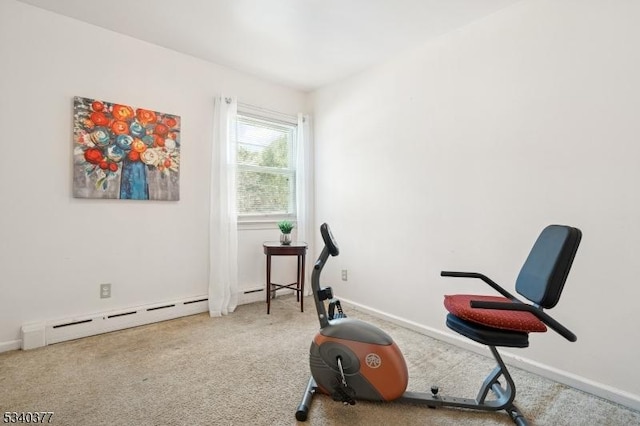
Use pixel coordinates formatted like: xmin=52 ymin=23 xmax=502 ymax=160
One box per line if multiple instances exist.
xmin=235 ymin=112 xmax=297 ymax=221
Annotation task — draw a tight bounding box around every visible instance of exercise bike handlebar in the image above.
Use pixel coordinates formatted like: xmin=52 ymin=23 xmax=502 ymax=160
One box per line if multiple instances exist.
xmin=440 ymin=271 xmax=519 ymax=301
xmin=469 ymin=300 xmax=577 ymax=342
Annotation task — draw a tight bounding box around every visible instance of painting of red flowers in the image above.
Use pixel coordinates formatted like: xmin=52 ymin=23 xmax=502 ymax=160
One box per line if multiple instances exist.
xmin=73 ymin=96 xmax=180 ymax=200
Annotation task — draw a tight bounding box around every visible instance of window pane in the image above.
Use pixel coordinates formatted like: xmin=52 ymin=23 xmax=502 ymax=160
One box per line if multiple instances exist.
xmin=237 ymin=119 xmax=291 ymax=168
xmin=235 ymin=113 xmax=297 ymax=217
xmin=237 ymin=170 xmax=295 ymax=214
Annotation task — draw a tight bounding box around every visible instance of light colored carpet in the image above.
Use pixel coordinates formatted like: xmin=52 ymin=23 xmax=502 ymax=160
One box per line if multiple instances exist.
xmin=1 ymin=296 xmax=639 ymax=426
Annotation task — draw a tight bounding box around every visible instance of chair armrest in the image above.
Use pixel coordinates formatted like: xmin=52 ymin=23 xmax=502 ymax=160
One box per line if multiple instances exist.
xmin=469 ymin=300 xmax=577 ymax=342
xmin=440 ymin=271 xmax=519 ymax=301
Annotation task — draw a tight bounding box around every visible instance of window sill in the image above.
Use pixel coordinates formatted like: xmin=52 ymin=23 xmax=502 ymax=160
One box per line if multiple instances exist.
xmin=238 ymin=218 xmax=297 ymax=231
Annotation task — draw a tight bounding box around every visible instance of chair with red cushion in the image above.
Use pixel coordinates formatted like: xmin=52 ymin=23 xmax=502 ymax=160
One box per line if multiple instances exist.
xmin=439 ymin=224 xmax=582 ymax=424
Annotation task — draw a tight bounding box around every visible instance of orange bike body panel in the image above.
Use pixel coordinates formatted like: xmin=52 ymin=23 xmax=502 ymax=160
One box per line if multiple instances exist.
xmin=313 ymin=333 xmax=408 ymax=401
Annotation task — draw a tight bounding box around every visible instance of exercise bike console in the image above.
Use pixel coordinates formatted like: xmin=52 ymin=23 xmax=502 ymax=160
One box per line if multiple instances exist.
xmin=320 ymin=223 xmax=340 ymax=256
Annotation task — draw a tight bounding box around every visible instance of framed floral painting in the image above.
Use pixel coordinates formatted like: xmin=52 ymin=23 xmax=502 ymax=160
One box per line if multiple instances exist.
xmin=72 ymin=96 xmax=181 ymax=200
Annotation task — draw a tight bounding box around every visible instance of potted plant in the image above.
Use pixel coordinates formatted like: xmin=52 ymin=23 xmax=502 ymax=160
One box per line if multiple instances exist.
xmin=278 ymin=220 xmax=294 ymax=245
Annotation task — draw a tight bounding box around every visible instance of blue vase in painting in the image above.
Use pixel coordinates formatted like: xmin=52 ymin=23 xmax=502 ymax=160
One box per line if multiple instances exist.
xmin=120 ymin=158 xmax=149 ymax=200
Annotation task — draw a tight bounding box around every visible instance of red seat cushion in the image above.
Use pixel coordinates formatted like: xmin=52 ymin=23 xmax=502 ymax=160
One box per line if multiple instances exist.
xmin=444 ymin=294 xmax=547 ymax=333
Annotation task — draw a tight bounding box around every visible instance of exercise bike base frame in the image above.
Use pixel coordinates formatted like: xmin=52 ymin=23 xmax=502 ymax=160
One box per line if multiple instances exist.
xmin=295 ymin=377 xmax=318 ymax=422
xmin=296 ymin=344 xmax=529 ymax=425
xmin=398 ymin=345 xmax=528 ymax=426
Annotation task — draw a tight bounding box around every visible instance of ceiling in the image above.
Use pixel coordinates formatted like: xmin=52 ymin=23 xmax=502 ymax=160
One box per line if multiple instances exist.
xmin=17 ymin=0 xmax=520 ymax=92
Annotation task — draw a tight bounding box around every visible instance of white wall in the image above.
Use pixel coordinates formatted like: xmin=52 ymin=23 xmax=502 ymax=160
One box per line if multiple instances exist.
xmin=4 ymin=0 xmax=639 ymax=411
xmin=0 ymin=1 xmax=307 ymax=346
xmin=312 ymin=0 xmax=640 ymax=408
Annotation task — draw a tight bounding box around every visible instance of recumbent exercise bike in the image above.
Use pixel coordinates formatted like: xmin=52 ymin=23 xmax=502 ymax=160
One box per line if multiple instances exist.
xmin=296 ymin=223 xmax=581 ymax=425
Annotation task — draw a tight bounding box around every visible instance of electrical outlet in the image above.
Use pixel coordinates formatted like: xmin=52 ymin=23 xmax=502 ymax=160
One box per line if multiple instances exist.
xmin=341 ymin=269 xmax=348 ymax=281
xmin=100 ymin=283 xmax=111 ymax=299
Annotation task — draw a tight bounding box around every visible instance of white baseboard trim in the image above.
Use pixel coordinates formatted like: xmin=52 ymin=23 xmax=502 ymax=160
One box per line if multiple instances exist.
xmin=19 ymin=295 xmax=209 ymax=349
xmin=0 ymin=340 xmax=21 ymax=353
xmin=237 ymin=284 xmax=303 ymax=306
xmin=3 ymin=289 xmax=279 ymax=353
xmin=238 ymin=285 xmax=266 ymax=305
xmin=339 ymin=297 xmax=640 ymax=412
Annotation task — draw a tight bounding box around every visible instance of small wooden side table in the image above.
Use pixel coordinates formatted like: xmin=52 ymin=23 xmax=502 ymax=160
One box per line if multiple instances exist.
xmin=263 ymin=241 xmax=308 ymax=314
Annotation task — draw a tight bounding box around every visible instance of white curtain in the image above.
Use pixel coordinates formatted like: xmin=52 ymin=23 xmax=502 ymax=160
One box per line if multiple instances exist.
xmin=296 ymin=113 xmax=313 ymax=293
xmin=209 ymin=96 xmax=238 ymax=316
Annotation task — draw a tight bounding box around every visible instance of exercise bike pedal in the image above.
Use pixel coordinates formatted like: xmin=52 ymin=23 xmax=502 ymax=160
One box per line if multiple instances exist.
xmin=332 ymin=387 xmax=356 ymax=406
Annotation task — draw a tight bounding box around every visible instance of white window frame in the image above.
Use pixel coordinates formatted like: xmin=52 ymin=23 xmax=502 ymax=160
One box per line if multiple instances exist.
xmin=235 ymin=105 xmax=298 ymax=227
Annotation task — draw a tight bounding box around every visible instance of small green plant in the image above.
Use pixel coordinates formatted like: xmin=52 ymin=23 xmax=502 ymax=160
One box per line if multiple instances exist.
xmin=277 ymin=220 xmax=294 ymax=234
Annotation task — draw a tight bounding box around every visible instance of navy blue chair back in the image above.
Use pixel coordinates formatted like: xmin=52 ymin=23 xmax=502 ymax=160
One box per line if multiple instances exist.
xmin=515 ymin=225 xmax=582 ymax=309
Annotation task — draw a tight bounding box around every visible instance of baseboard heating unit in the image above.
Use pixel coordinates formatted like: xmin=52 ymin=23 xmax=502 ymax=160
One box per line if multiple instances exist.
xmin=21 ymin=296 xmax=209 ymax=350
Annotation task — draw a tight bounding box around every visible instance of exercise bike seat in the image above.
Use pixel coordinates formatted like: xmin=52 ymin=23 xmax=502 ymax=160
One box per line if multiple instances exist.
xmin=445 ymin=313 xmax=530 ymax=348
xmin=442 ymin=224 xmax=582 ymax=348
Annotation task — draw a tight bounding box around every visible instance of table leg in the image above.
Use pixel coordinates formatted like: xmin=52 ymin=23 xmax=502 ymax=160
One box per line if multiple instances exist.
xmin=300 ymin=253 xmax=306 ymax=312
xmin=296 ymin=255 xmax=301 ymax=302
xmin=266 ymin=254 xmax=272 ymax=314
